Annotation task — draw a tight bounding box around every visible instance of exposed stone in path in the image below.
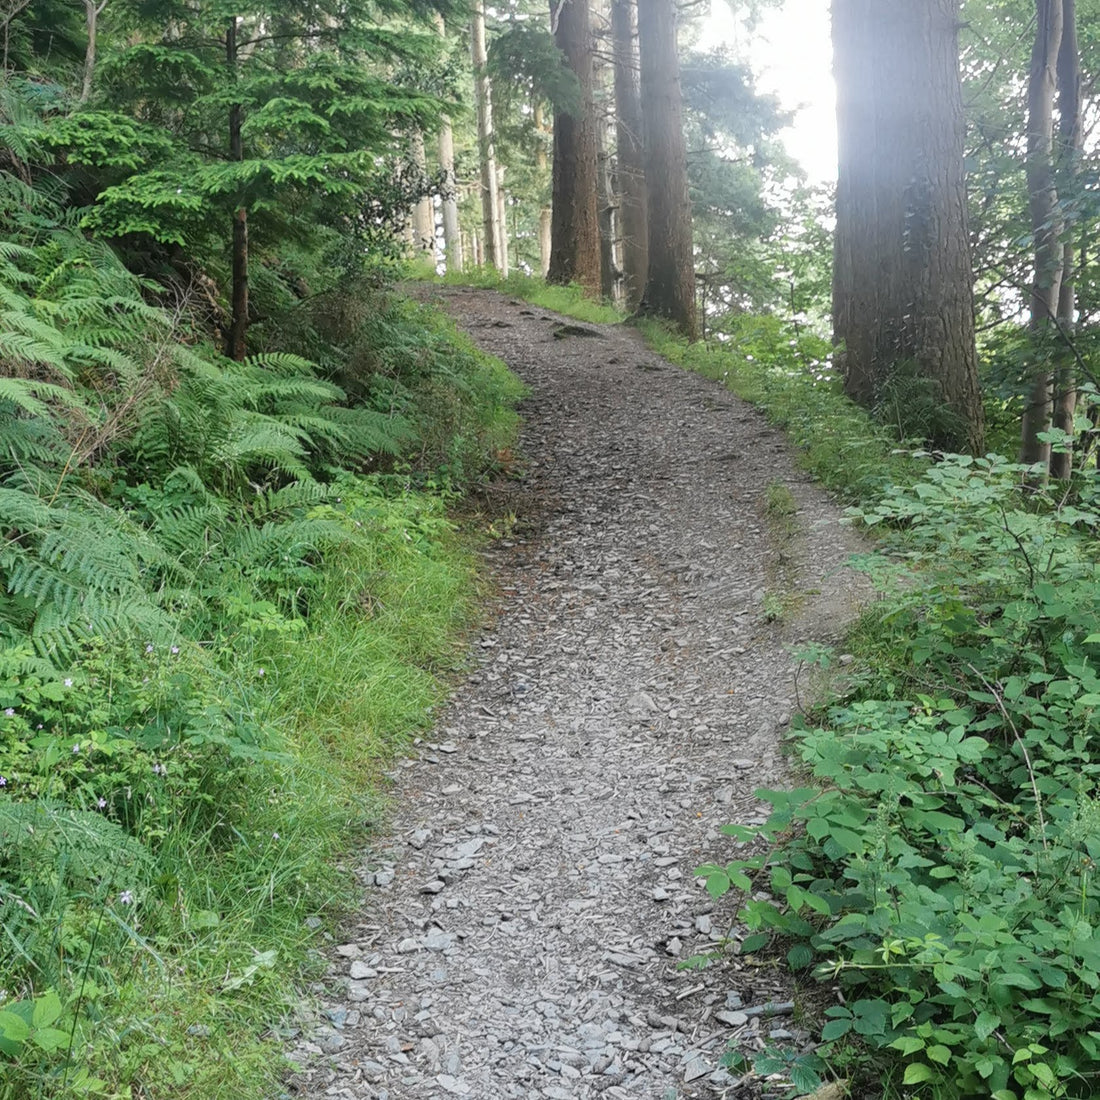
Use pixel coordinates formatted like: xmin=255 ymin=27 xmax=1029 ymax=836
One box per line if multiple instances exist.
xmin=286 ymin=288 xmax=868 ymax=1099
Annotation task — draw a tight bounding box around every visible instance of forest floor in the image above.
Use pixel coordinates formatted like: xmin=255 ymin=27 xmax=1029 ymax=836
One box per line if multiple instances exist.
xmin=286 ymin=286 xmax=869 ymax=1100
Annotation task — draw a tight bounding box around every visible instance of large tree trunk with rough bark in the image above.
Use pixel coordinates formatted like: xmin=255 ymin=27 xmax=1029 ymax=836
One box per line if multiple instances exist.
xmin=548 ymin=0 xmax=601 ymax=292
xmin=471 ymin=0 xmax=503 ymax=271
xmin=1021 ymin=0 xmax=1064 ymax=469
xmin=832 ymin=0 xmax=982 ymax=453
xmin=226 ymin=17 xmax=249 ymax=361
xmin=1050 ymin=0 xmax=1080 ymax=479
xmin=611 ymin=0 xmax=647 ymax=309
xmin=636 ymin=0 xmax=696 ymax=339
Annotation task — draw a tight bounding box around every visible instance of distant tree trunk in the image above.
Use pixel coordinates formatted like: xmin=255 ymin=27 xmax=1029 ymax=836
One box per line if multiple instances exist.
xmin=497 ymin=165 xmax=510 ymax=276
xmin=472 ymin=0 xmax=503 ymax=271
xmin=832 ymin=0 xmax=982 ymax=452
xmin=434 ymin=15 xmax=464 ymax=274
xmin=410 ymin=129 xmax=435 ymax=254
xmin=548 ymin=0 xmax=601 ymax=292
xmin=226 ymin=17 xmax=249 ymax=361
xmin=1021 ymin=0 xmax=1063 ymax=468
xmin=597 ymin=117 xmax=618 ymax=300
xmin=612 ymin=0 xmax=647 ymax=309
xmin=1051 ymin=0 xmax=1080 ymax=479
xmin=81 ymin=0 xmax=107 ymax=103
xmin=636 ymin=0 xmax=696 ymax=339
xmin=534 ymin=101 xmax=552 ymax=276
xmin=438 ymin=119 xmax=463 ymax=272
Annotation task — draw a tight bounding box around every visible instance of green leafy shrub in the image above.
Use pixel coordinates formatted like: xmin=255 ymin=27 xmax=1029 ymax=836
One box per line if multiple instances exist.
xmin=700 ymin=456 xmax=1100 ymax=1099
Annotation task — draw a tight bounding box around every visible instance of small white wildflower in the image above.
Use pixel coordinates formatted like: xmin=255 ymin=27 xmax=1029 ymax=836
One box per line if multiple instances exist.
xmin=3 ymin=708 xmax=13 ymax=717
xmin=272 ymin=832 xmax=280 ymax=841
xmin=64 ymin=678 xmax=73 ymax=688
xmin=170 ymin=645 xmax=180 ymax=655
xmin=97 ymin=797 xmax=106 ymax=809
xmin=72 ymin=743 xmax=80 ymax=754
xmin=257 ymin=668 xmax=265 ymax=677
xmin=145 ymin=643 xmax=154 ymax=654
xmin=119 ymin=890 xmax=133 ymax=906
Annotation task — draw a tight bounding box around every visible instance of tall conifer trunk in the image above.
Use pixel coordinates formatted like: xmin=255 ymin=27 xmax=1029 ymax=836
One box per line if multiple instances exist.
xmin=832 ymin=0 xmax=982 ymax=452
xmin=548 ymin=0 xmax=601 ymax=291
xmin=611 ymin=0 xmax=647 ymax=309
xmin=226 ymin=16 xmax=249 ymax=361
xmin=636 ymin=0 xmax=696 ymax=338
xmin=1021 ymin=0 xmax=1064 ymax=468
xmin=1051 ymin=0 xmax=1080 ymax=478
xmin=410 ymin=129 xmax=435 ymax=253
xmin=435 ymin=15 xmax=464 ymax=274
xmin=534 ymin=101 xmax=552 ymax=276
xmin=472 ymin=0 xmax=503 ymax=271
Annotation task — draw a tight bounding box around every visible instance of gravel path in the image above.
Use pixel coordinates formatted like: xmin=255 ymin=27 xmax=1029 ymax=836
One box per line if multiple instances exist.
xmin=287 ymin=288 xmax=868 ymax=1100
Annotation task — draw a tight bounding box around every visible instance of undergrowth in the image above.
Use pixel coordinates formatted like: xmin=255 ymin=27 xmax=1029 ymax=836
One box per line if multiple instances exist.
xmin=0 ymin=179 xmax=522 ymax=1097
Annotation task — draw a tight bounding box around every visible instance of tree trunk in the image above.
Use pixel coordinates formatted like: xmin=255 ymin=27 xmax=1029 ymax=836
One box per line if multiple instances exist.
xmin=548 ymin=0 xmax=601 ymax=292
xmin=497 ymin=165 xmax=510 ymax=276
xmin=1050 ymin=0 xmax=1079 ymax=479
xmin=81 ymin=0 xmax=107 ymax=104
xmin=471 ymin=0 xmax=503 ymax=271
xmin=596 ymin=61 xmax=618 ymax=302
xmin=832 ymin=0 xmax=982 ymax=453
xmin=434 ymin=15 xmax=464 ymax=274
xmin=611 ymin=0 xmax=647 ymax=309
xmin=226 ymin=17 xmax=249 ymax=361
xmin=534 ymin=101 xmax=552 ymax=276
xmin=438 ymin=119 xmax=463 ymax=272
xmin=1021 ymin=0 xmax=1063 ymax=468
xmin=636 ymin=0 xmax=696 ymax=339
xmin=410 ymin=128 xmax=435 ymax=254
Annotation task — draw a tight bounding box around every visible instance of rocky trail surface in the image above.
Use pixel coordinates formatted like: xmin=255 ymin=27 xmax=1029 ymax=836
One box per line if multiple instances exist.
xmin=287 ymin=288 xmax=868 ymax=1100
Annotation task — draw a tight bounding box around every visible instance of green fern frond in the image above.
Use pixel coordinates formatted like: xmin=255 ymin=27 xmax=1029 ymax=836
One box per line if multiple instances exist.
xmin=252 ymin=479 xmax=334 ymax=520
xmin=0 ymin=377 xmax=87 ymax=418
xmin=0 ymin=800 xmax=153 ymax=885
xmin=243 ymin=351 xmax=317 ymax=377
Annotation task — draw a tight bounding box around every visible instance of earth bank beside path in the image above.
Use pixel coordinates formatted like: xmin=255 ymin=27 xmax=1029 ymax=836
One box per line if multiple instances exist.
xmin=287 ymin=287 xmax=868 ymax=1100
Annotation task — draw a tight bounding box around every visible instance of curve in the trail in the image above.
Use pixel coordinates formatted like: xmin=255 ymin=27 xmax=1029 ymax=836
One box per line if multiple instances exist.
xmin=287 ymin=287 xmax=866 ymax=1100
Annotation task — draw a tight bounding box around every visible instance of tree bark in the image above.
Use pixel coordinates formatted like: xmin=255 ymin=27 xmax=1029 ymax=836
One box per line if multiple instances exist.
xmin=226 ymin=17 xmax=249 ymax=361
xmin=611 ymin=0 xmax=647 ymax=309
xmin=438 ymin=119 xmax=463 ymax=272
xmin=831 ymin=0 xmax=983 ymax=453
xmin=636 ymin=0 xmax=696 ymax=339
xmin=410 ymin=128 xmax=435 ymax=254
xmin=81 ymin=0 xmax=107 ymax=104
xmin=434 ymin=15 xmax=464 ymax=274
xmin=497 ymin=165 xmax=510 ymax=276
xmin=1021 ymin=0 xmax=1063 ymax=468
xmin=471 ymin=0 xmax=503 ymax=271
xmin=534 ymin=101 xmax=552 ymax=276
xmin=1050 ymin=0 xmax=1079 ymax=479
xmin=548 ymin=0 xmax=601 ymax=292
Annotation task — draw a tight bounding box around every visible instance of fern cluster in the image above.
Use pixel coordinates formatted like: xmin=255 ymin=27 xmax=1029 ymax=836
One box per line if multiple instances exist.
xmin=0 ymin=51 xmax=523 ymax=1096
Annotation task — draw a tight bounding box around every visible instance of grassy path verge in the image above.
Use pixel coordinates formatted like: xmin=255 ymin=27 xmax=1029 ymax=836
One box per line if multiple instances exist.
xmin=1 ymin=291 xmax=523 ymax=1100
